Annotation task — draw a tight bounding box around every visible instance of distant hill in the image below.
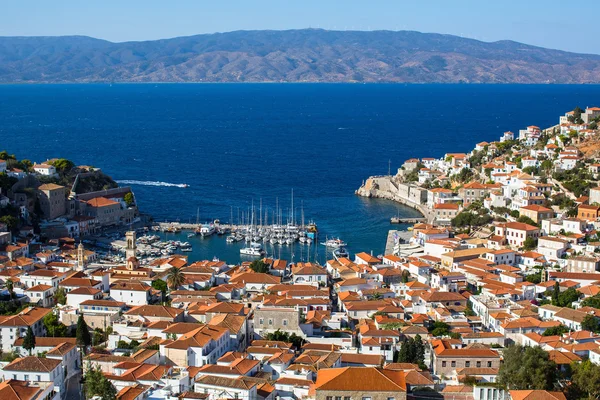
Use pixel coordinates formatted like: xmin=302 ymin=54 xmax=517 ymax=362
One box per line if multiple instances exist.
xmin=1 ymin=29 xmax=600 ymax=83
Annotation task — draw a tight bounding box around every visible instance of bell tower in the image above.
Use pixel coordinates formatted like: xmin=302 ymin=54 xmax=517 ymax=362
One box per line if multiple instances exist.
xmin=125 ymin=231 xmax=137 ymax=260
xmin=77 ymin=242 xmax=86 ymax=271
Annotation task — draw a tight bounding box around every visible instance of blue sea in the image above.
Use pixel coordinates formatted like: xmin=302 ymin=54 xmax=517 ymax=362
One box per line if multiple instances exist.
xmin=0 ymin=84 xmax=599 ymax=263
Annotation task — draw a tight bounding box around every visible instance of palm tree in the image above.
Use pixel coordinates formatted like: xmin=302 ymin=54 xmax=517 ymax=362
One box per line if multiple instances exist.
xmin=6 ymin=279 xmax=14 ymax=299
xmin=166 ymin=267 xmax=185 ymax=291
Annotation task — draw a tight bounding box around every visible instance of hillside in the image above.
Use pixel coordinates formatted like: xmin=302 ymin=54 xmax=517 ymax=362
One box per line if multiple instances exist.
xmin=1 ymin=29 xmax=600 ymax=83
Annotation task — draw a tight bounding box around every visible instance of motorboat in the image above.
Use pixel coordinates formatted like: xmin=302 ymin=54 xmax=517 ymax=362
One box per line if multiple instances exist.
xmin=321 ymin=238 xmax=347 ymax=248
xmin=333 ymin=247 xmax=349 ymax=260
xmin=198 ymin=223 xmax=216 ymax=237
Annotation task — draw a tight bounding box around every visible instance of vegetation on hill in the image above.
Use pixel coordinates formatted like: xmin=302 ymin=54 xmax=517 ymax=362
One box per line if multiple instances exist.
xmin=2 ymin=30 xmax=600 ymax=83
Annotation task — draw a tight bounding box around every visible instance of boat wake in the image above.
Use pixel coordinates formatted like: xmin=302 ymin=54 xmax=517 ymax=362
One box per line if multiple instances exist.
xmin=116 ymin=180 xmax=189 ymax=188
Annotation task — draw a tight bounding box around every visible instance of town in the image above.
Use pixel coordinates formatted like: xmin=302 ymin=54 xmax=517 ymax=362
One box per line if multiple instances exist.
xmin=1 ymin=106 xmax=600 ymax=400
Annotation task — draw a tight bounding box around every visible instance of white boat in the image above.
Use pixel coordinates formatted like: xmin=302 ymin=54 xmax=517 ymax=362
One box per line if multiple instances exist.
xmin=240 ymin=244 xmax=264 ymax=257
xmin=321 ymin=238 xmax=347 ymax=248
xmin=226 ymin=236 xmax=235 ymax=243
xmin=333 ymin=247 xmax=349 ymax=260
xmin=187 ymin=233 xmax=196 ymax=238
xmin=198 ymin=224 xmax=216 ymax=237
xmin=181 ymin=248 xmax=193 ymax=252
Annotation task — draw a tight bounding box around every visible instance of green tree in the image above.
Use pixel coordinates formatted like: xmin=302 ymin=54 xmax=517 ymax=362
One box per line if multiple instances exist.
xmin=582 ymin=314 xmax=600 ymax=333
xmin=551 ymin=282 xmax=560 ymax=306
xmin=123 ymin=192 xmax=135 ymax=207
xmin=50 ymin=158 xmax=74 ymax=174
xmin=571 ymin=360 xmax=600 ymax=399
xmin=510 ymin=210 xmax=520 ymax=218
xmin=76 ymin=314 xmax=92 ymax=350
xmin=5 ymin=279 xmax=14 ymax=299
xmin=526 ymin=272 xmax=542 ymax=284
xmin=23 ymin=326 xmax=36 ymax=355
xmin=541 ymin=325 xmax=569 ymax=337
xmin=517 ymin=215 xmax=537 ymax=226
xmin=249 ymin=259 xmax=270 ymax=274
xmin=166 ymin=267 xmax=185 ymax=290
xmin=581 ymin=295 xmax=600 ymax=309
xmin=428 ymin=321 xmax=451 ymax=337
xmin=84 ymin=364 xmax=117 ymax=400
xmin=264 ymin=329 xmax=305 ymax=349
xmin=401 ymin=270 xmax=410 ymax=283
xmin=43 ymin=312 xmax=68 ymax=337
xmin=151 ymin=279 xmax=168 ymax=295
xmin=498 ymin=345 xmax=557 ymax=390
xmin=54 ymin=287 xmax=66 ymax=305
xmin=522 ymin=237 xmax=538 ymax=251
xmin=0 ymin=215 xmax=18 ymax=232
xmin=414 ymin=334 xmax=425 ymax=367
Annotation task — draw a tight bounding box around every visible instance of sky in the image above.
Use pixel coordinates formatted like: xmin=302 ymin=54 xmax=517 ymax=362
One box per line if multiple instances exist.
xmin=0 ymin=0 xmax=595 ymax=54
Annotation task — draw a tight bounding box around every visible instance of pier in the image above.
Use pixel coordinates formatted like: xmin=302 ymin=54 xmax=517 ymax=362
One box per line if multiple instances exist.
xmin=390 ymin=217 xmax=427 ymax=224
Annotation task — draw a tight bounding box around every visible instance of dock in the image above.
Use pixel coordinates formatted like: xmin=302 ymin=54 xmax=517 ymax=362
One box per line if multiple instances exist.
xmin=390 ymin=217 xmax=427 ymax=224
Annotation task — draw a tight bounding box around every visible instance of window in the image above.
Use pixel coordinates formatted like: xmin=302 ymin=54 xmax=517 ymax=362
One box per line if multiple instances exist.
xmin=24 ymin=375 xmax=29 ymax=381
xmin=465 ymin=361 xmax=470 ymax=367
xmin=336 ymin=397 xmax=342 ymax=400
xmin=477 ymin=361 xmax=481 ymax=367
xmin=362 ymin=397 xmax=371 ymax=400
xmin=451 ymin=361 xmax=456 ymax=367
xmin=387 ymin=398 xmax=395 ymax=400
xmin=327 ymin=397 xmax=333 ymax=400
xmin=36 ymin=375 xmax=41 ymax=381
xmin=259 ymin=318 xmax=264 ymax=325
xmin=268 ymin=319 xmax=273 ymax=325
xmin=488 ymin=361 xmax=492 ymax=367
xmin=442 ymin=361 xmax=446 ymax=367
xmin=344 ymin=397 xmax=351 ymax=400
xmin=282 ymin=319 xmax=288 ymax=326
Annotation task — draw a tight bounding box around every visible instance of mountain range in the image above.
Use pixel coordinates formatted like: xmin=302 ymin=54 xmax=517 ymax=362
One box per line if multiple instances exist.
xmin=1 ymin=29 xmax=600 ymax=83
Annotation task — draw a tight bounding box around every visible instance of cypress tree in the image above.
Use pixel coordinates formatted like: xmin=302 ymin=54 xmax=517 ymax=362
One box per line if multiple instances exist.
xmin=76 ymin=314 xmax=91 ymax=349
xmin=23 ymin=326 xmax=36 ymax=355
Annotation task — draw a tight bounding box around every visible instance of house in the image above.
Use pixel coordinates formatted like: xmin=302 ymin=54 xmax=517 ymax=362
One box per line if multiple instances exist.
xmin=1 ymin=356 xmax=64 ymax=395
xmin=110 ymin=281 xmax=153 ymax=306
xmin=229 ymin=272 xmax=280 ymax=292
xmin=578 ymin=204 xmax=600 ymax=221
xmin=254 ymin=307 xmax=302 ymax=336
xmin=32 ymin=164 xmax=56 ymax=176
xmin=66 ymin=287 xmax=103 ymax=307
xmin=163 ymin=325 xmax=230 ymax=367
xmin=459 ymin=182 xmax=488 ymax=206
xmin=0 ymin=307 xmax=52 ymax=351
xmin=434 ymin=203 xmax=460 ymax=224
xmin=194 ymin=375 xmax=259 ymax=400
xmin=519 ymin=205 xmax=553 ymax=223
xmin=509 ymin=390 xmax=566 ymax=400
xmin=354 ymin=252 xmax=381 ymax=266
xmin=24 ymin=284 xmax=55 ymax=308
xmin=291 ymin=263 xmax=328 ymax=287
xmin=495 ymin=222 xmax=540 ymax=248
xmin=314 ymin=367 xmax=407 ymax=400
xmin=431 ymin=340 xmax=500 ymax=376
xmin=566 ymin=256 xmax=599 ymax=273
xmin=124 ymin=305 xmax=184 ymax=323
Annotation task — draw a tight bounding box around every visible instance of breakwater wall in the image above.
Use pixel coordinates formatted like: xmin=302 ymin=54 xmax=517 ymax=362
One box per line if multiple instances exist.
xmin=356 ymin=176 xmax=434 ymax=224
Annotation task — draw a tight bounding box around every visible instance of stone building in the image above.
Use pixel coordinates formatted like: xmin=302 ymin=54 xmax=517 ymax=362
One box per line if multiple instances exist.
xmin=37 ymin=183 xmax=66 ymax=220
xmin=253 ymin=306 xmax=302 ymax=336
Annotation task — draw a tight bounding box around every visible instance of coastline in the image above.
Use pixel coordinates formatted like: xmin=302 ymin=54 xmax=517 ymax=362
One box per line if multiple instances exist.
xmin=356 ymin=175 xmax=433 ymax=223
